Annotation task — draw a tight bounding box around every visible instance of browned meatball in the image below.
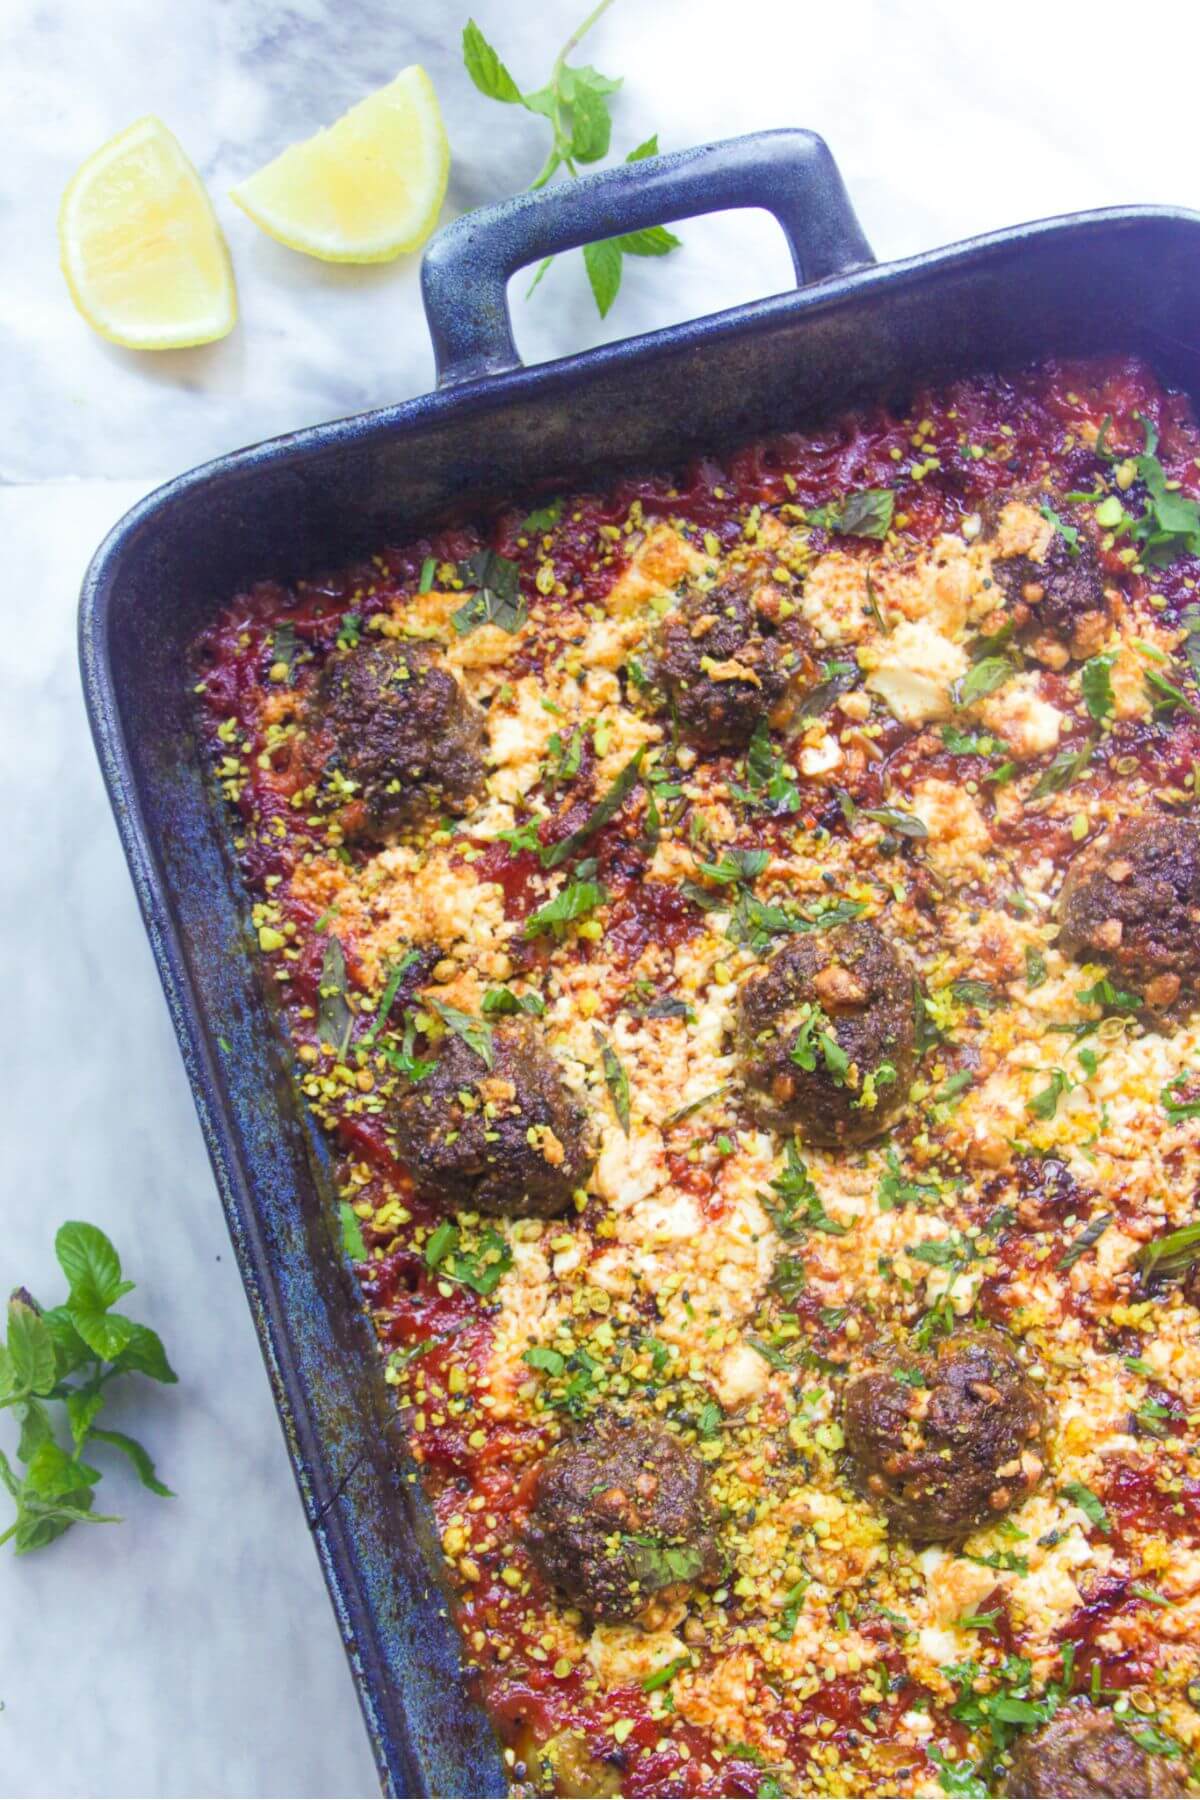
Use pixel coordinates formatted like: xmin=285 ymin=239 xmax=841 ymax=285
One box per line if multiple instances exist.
xmin=315 ymin=637 xmax=484 ymax=837
xmin=1058 ymin=815 xmax=1200 ymax=1014
xmin=736 ymin=921 xmax=916 ymax=1147
xmin=524 ymin=1422 xmax=724 ymax=1621
xmin=842 ymin=1330 xmax=1045 ymax=1543
xmin=1003 ymin=1703 xmax=1187 ymax=1798
xmin=391 ymin=1021 xmax=594 ymax=1218
xmin=653 ymin=576 xmax=815 ymax=753
xmin=986 ymin=496 xmax=1109 ymax=660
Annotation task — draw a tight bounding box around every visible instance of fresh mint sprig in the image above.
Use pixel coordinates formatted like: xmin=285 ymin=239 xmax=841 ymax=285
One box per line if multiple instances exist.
xmin=0 ymin=1222 xmax=176 ymax=1553
xmin=462 ymin=3 xmax=681 ymax=317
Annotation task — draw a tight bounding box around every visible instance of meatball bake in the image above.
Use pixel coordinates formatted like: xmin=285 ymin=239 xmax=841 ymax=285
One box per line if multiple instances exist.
xmin=196 ymin=358 xmax=1200 ymax=1798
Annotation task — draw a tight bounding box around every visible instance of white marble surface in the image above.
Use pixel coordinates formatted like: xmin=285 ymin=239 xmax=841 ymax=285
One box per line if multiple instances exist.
xmin=3 ymin=0 xmax=1200 ymax=1794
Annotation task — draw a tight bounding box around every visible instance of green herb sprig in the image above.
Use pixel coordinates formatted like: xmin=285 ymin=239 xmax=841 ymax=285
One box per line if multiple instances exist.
xmin=0 ymin=1223 xmax=176 ymax=1554
xmin=1137 ymin=1220 xmax=1200 ymax=1286
xmin=462 ymin=4 xmax=680 ymax=317
xmin=424 ymin=1221 xmax=513 ymax=1296
xmin=452 ymin=550 xmax=526 ymax=636
xmin=807 ymin=489 xmax=895 ymax=540
xmin=540 ymin=750 xmax=643 ymax=868
xmin=595 ymin=1029 xmax=631 ymax=1132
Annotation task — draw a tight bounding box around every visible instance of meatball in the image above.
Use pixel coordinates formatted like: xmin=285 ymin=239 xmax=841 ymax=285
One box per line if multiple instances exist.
xmin=1058 ymin=815 xmax=1200 ymax=1014
xmin=842 ymin=1330 xmax=1045 ymax=1543
xmin=736 ymin=921 xmax=916 ymax=1147
xmin=986 ymin=495 xmax=1109 ymax=661
xmin=1003 ymin=1703 xmax=1187 ymax=1798
xmin=653 ymin=575 xmax=814 ymax=752
xmin=525 ymin=1421 xmax=724 ymax=1621
xmin=315 ymin=637 xmax=484 ymax=837
xmin=391 ymin=1021 xmax=594 ymax=1218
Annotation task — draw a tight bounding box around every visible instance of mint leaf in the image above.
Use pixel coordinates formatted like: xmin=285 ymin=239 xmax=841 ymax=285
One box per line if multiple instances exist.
xmin=41 ymin=1305 xmax=92 ymax=1379
xmin=616 ymin=226 xmax=682 ymax=257
xmin=662 ymin=1083 xmax=732 ymax=1128
xmin=764 ymin=1141 xmax=846 ymax=1238
xmin=626 ymin=135 xmax=660 ymax=162
xmin=1128 ymin=441 xmax=1200 ymax=566
xmin=6 ymin=1297 xmax=56 ymax=1398
xmin=68 ymin=1305 xmax=135 ymax=1362
xmin=522 ymin=499 xmax=562 ymax=532
xmin=1028 ymin=1069 xmax=1071 ymax=1120
xmin=834 ymin=489 xmax=894 ymax=539
xmin=1162 ymin=1071 xmax=1200 ymax=1123
xmin=88 ymin=1428 xmax=174 ymax=1499
xmin=569 ymin=80 xmax=612 ymax=163
xmin=543 ymin=725 xmax=584 ymax=790
xmin=429 ymin=1000 xmax=494 ymax=1070
xmin=453 ymin=551 xmax=526 ymax=636
xmin=733 ymin=719 xmax=801 ymax=815
xmin=108 ymin=1321 xmax=177 ymax=1385
xmin=10 ymin=1488 xmax=119 ymax=1555
xmin=861 ymin=805 xmax=928 ymax=840
xmin=1030 ymin=740 xmax=1093 ymax=800
xmin=627 ymin=1537 xmax=705 ymax=1587
xmin=929 ymin=1746 xmax=988 ymax=1796
xmin=269 ymin=622 xmax=300 ymax=684
xmin=521 ymin=84 xmax=558 ymax=123
xmin=698 ymin=848 xmax=770 ymax=886
xmin=425 ymin=1223 xmax=512 ymax=1297
xmin=24 ymin=1439 xmax=101 ymax=1501
xmin=642 ymin=1654 xmax=690 ymax=1692
xmin=524 ymin=878 xmax=607 ymax=939
xmin=316 ymin=935 xmax=352 ymax=1057
xmin=950 ymin=978 xmax=999 ymax=1011
xmin=1076 ymin=974 xmax=1141 ymax=1011
xmin=595 ymin=1030 xmax=631 ymax=1133
xmin=1137 ymin=1220 xmax=1200 ymax=1285
xmin=557 ymin=64 xmax=622 ymax=102
xmin=339 ymin=1203 xmax=366 ymax=1262
xmin=1080 ymin=654 xmax=1115 ymax=721
xmin=16 ymin=1398 xmax=53 ymax=1463
xmin=541 ymin=750 xmax=643 ymax=868
xmin=359 ymin=951 xmax=420 ymax=1052
xmin=1039 ymin=504 xmax=1081 ymax=556
xmin=957 ymin=657 xmax=1013 ymax=706
xmin=65 ymin=1390 xmax=105 ymax=1450
xmin=462 ymin=19 xmax=523 ymax=102
xmin=55 ymin=1222 xmax=133 ymax=1313
xmin=1144 ymin=664 xmax=1200 ymax=720
xmin=583 ymin=239 xmax=623 ymax=317
xmin=1060 ymin=1479 xmax=1111 ymax=1533
xmin=799 ymin=659 xmax=859 ymax=721
xmin=482 ymin=986 xmax=545 ymax=1018
xmin=425 ymin=1221 xmax=457 ymax=1271
xmin=1058 ymin=1212 xmax=1112 ymax=1271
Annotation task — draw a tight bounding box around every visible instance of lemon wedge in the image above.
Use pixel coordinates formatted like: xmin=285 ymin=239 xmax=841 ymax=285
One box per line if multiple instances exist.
xmin=59 ymin=116 xmax=236 ymax=349
xmin=230 ymin=65 xmax=449 ymax=264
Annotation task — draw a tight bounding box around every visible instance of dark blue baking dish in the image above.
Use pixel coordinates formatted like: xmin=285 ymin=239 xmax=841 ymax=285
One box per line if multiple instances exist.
xmin=77 ymin=130 xmax=1200 ymax=1797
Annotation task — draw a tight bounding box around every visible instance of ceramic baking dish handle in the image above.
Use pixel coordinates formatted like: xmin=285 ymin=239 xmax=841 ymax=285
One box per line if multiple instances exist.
xmin=421 ymin=127 xmax=875 ymax=388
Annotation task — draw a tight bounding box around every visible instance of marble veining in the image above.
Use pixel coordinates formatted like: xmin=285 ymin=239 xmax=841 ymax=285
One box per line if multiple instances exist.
xmin=1 ymin=0 xmax=1197 ymax=1792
